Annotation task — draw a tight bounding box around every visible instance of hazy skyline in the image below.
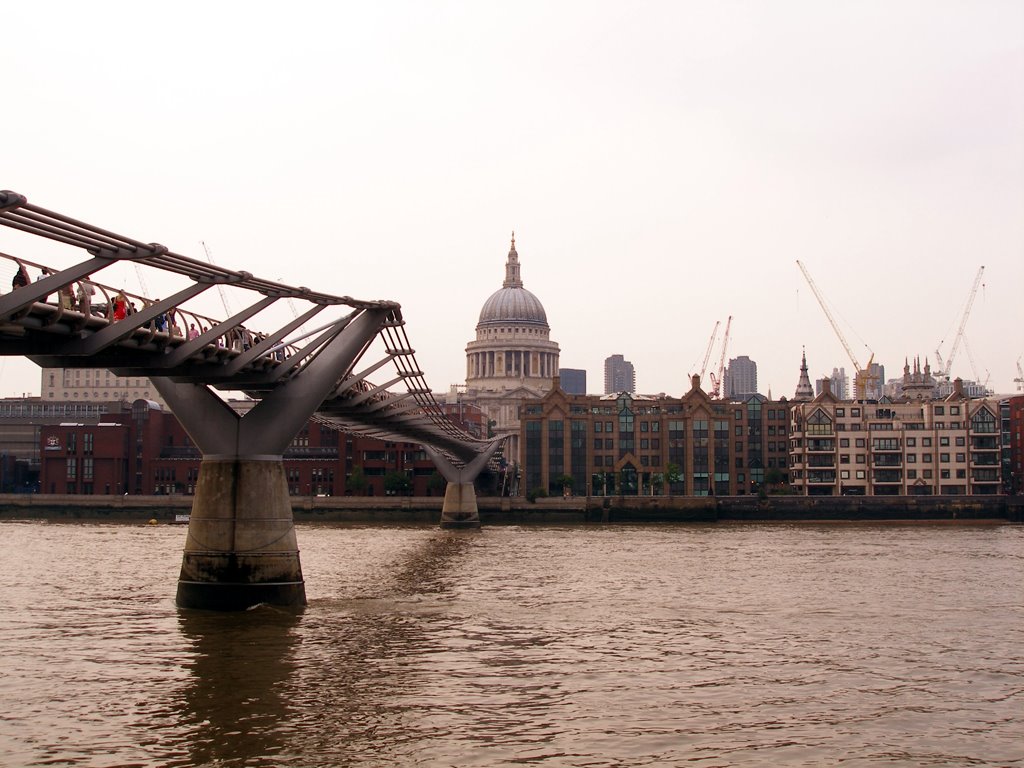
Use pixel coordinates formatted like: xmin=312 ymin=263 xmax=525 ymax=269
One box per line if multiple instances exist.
xmin=3 ymin=2 xmax=1022 ymax=399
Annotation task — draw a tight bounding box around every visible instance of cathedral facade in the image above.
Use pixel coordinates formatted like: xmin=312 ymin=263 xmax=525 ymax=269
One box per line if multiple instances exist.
xmin=465 ymin=234 xmax=559 ymax=464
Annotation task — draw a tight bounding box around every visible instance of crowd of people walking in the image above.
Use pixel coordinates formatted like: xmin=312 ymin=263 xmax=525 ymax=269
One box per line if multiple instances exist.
xmin=6 ymin=258 xmax=290 ymax=364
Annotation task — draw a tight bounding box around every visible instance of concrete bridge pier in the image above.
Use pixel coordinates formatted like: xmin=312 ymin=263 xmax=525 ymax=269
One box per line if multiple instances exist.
xmin=440 ymin=482 xmax=482 ymax=528
xmin=425 ymin=441 xmax=503 ymax=529
xmin=152 ymin=308 xmax=387 ymax=610
xmin=176 ymin=456 xmax=305 ymax=611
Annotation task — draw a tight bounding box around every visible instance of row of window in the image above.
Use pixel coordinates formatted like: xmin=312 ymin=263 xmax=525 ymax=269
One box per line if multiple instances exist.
xmin=794 ymin=467 xmax=999 ymax=482
xmin=802 ymin=435 xmax=999 ymax=449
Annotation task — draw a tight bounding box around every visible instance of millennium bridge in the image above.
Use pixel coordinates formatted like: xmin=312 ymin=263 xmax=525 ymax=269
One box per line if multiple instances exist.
xmin=0 ymin=190 xmax=502 ymax=610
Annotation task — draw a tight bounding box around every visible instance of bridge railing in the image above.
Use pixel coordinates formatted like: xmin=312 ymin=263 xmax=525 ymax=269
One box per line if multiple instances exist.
xmin=1 ymin=248 xmax=302 ymax=371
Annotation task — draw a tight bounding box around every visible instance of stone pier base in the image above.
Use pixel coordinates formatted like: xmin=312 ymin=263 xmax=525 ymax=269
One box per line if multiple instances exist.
xmin=176 ymin=458 xmax=306 ymax=611
xmin=439 ymin=482 xmax=481 ymax=529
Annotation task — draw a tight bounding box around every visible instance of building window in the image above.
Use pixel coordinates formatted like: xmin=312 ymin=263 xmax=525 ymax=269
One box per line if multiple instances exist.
xmin=807 ymin=409 xmax=833 ymax=436
xmin=971 ymin=409 xmax=997 ymax=434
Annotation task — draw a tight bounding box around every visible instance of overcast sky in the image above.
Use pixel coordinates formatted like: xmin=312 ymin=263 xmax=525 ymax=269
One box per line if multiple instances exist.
xmin=2 ymin=1 xmax=1022 ymax=400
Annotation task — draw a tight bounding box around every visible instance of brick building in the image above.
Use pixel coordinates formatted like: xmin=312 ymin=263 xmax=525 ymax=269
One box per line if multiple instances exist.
xmin=519 ymin=375 xmax=791 ymax=497
xmin=38 ymin=398 xmax=486 ymax=497
xmin=788 ymin=380 xmax=1004 ymax=496
xmin=1006 ymin=394 xmax=1024 ymax=495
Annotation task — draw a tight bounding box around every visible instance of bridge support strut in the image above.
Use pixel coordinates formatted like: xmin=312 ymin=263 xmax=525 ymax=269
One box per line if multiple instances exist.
xmin=425 ymin=441 xmax=503 ymax=529
xmin=153 ymin=308 xmax=387 ymax=611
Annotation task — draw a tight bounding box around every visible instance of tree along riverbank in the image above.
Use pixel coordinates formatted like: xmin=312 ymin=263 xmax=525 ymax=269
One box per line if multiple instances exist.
xmin=1 ymin=493 xmax=1021 ymax=524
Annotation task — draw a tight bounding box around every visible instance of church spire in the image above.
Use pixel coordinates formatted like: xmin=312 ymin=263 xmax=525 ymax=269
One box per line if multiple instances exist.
xmin=794 ymin=347 xmax=814 ymax=401
xmin=503 ymin=231 xmax=523 ymax=288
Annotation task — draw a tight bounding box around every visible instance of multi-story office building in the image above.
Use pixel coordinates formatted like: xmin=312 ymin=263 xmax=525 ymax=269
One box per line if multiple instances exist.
xmin=603 ymin=354 xmax=635 ymax=394
xmin=1006 ymin=395 xmax=1024 ymax=494
xmin=40 ymin=367 xmax=164 ymax=406
xmin=724 ymin=355 xmax=757 ymax=398
xmin=866 ymin=362 xmax=886 ymax=401
xmin=465 ymin=234 xmax=560 ymax=463
xmin=816 ymin=367 xmax=849 ymax=400
xmin=558 ymin=368 xmax=587 ymax=395
xmin=520 ymin=375 xmax=791 ymax=497
xmin=0 ymin=397 xmax=130 ymax=492
xmin=789 ymin=379 xmax=1003 ymax=496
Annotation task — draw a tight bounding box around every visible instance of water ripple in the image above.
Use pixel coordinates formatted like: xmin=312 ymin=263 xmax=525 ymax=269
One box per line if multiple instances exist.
xmin=0 ymin=521 xmax=1021 ymax=766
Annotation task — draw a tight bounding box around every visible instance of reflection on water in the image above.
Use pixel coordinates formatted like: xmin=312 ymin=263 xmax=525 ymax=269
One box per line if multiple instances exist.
xmin=177 ymin=607 xmax=302 ymax=768
xmin=0 ymin=521 xmax=1022 ymax=767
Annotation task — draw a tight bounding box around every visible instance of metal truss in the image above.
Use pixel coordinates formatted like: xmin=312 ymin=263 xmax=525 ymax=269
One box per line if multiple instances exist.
xmin=0 ymin=189 xmax=499 ymax=467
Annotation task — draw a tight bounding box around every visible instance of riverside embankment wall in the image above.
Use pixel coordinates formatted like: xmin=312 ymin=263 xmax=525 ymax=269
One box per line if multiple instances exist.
xmin=2 ymin=493 xmax=1022 ymax=524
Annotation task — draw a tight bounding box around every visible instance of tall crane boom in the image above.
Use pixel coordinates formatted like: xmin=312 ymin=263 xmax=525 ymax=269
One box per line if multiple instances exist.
xmin=694 ymin=320 xmax=720 ymax=385
xmin=937 ymin=265 xmax=984 ymax=381
xmin=796 ymin=260 xmax=862 ymax=372
xmin=709 ymin=315 xmax=732 ymax=399
xmin=796 ymin=260 xmax=875 ymax=399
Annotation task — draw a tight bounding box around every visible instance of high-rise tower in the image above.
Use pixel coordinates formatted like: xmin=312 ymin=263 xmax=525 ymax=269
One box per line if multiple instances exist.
xmin=604 ymin=354 xmax=636 ymax=394
xmin=724 ymin=355 xmax=758 ymax=398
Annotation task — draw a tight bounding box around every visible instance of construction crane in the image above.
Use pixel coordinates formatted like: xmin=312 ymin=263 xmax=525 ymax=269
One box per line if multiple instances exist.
xmin=709 ymin=315 xmax=732 ymax=399
xmin=1015 ymin=355 xmax=1023 ymax=392
xmin=796 ymin=260 xmax=876 ymax=400
xmin=692 ymin=320 xmax=720 ymax=387
xmin=935 ymin=265 xmax=984 ymax=382
xmin=959 ymin=335 xmax=992 ymax=394
xmin=201 ymin=241 xmax=233 ymax=317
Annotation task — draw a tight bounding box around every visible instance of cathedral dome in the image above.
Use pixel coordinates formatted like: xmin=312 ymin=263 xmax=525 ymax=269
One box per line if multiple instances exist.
xmin=476 ymin=234 xmax=549 ymax=329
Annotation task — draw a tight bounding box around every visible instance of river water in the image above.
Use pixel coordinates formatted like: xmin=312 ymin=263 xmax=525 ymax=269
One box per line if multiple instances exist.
xmin=0 ymin=520 xmax=1021 ymax=767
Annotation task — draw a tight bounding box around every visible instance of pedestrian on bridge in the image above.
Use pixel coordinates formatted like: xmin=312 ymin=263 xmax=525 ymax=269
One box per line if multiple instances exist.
xmin=76 ymin=276 xmax=96 ymax=315
xmin=35 ymin=267 xmax=53 ymax=302
xmin=112 ymin=292 xmax=127 ymax=321
xmin=153 ymin=302 xmax=168 ymax=332
xmin=11 ymin=260 xmax=29 ymax=290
